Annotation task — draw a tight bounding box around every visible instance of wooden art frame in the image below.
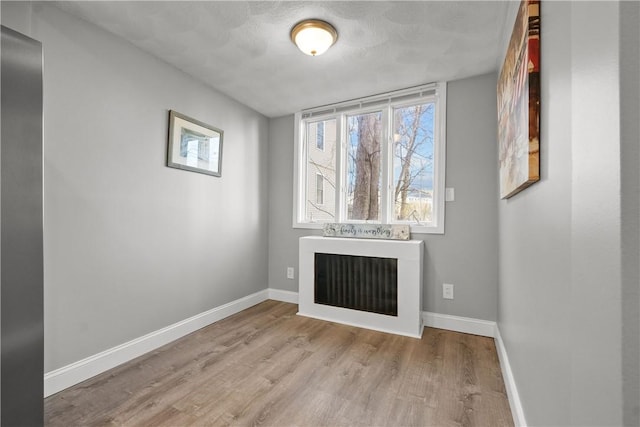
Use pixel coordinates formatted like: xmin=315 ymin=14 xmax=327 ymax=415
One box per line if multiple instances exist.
xmin=497 ymin=0 xmax=540 ymax=199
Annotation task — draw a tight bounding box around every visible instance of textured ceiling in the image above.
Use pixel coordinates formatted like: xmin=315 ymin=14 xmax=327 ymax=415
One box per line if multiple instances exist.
xmin=54 ymin=1 xmax=512 ymax=118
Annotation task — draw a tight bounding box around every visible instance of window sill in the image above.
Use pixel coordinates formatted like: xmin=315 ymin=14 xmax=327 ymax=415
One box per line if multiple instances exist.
xmin=292 ymin=222 xmax=444 ymax=235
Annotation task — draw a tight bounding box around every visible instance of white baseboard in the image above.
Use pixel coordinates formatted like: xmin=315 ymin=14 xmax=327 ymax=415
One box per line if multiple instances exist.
xmin=297 ymin=311 xmax=423 ymax=339
xmin=422 ymin=311 xmax=496 ymax=337
xmin=268 ymin=288 xmax=299 ymax=304
xmin=44 ymin=289 xmax=270 ymax=397
xmin=494 ymin=327 xmax=527 ymax=427
xmin=268 ymin=290 xmax=498 ymax=340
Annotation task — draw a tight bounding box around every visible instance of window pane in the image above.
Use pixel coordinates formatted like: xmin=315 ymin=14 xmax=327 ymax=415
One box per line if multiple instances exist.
xmin=392 ymin=103 xmax=435 ymax=223
xmin=346 ymin=111 xmax=382 ymax=221
xmin=306 ymin=119 xmax=336 ymax=222
xmin=316 ymin=122 xmax=324 ymax=150
xmin=316 ymin=174 xmax=323 ymax=204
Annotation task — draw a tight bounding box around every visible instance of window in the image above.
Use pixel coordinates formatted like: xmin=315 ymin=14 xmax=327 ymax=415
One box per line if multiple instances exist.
xmin=316 ymin=121 xmax=324 ymax=150
xmin=303 ymin=119 xmax=337 ymax=222
xmin=316 ymin=174 xmax=324 ymax=205
xmin=347 ymin=111 xmax=382 ymax=221
xmin=293 ymin=82 xmax=446 ymax=234
xmin=392 ymin=102 xmax=436 ymax=223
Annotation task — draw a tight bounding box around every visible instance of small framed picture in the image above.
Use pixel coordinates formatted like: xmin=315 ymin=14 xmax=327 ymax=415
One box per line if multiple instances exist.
xmin=167 ymin=110 xmax=223 ymax=177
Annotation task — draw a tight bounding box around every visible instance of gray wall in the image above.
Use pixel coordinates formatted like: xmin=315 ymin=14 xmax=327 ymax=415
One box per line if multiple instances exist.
xmin=498 ymin=1 xmax=636 ymax=425
xmin=268 ymin=73 xmax=499 ymax=321
xmin=3 ymin=3 xmax=270 ymax=372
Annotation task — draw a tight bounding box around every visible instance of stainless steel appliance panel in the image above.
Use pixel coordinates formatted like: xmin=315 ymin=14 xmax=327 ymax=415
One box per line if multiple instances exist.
xmin=1 ymin=24 xmax=44 ymax=426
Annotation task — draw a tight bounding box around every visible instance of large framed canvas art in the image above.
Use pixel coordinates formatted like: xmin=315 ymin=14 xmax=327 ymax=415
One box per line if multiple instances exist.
xmin=497 ymin=0 xmax=540 ymax=199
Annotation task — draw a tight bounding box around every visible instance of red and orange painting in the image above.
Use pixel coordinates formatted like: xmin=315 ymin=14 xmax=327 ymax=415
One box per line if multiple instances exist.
xmin=498 ymin=0 xmax=540 ymax=199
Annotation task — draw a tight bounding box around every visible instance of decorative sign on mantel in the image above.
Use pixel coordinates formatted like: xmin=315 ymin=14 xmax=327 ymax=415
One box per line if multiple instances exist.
xmin=322 ymin=223 xmax=410 ymax=241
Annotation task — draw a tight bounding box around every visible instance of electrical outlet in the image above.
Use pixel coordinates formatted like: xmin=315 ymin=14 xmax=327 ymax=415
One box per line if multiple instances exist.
xmin=443 ymin=283 xmax=454 ymax=300
xmin=287 ymin=267 xmax=295 ymax=280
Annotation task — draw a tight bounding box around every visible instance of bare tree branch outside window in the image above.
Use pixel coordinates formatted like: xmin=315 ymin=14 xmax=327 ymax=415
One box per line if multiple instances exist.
xmin=392 ymin=103 xmax=435 ymax=222
xmin=349 ymin=112 xmax=382 ymax=220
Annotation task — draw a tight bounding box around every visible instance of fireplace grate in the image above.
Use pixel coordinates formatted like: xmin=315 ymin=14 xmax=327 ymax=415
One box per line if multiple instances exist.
xmin=314 ymin=253 xmax=398 ymax=316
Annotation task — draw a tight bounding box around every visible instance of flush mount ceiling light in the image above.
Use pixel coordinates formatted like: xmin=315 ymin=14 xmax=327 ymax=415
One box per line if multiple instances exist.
xmin=290 ymin=19 xmax=338 ymax=56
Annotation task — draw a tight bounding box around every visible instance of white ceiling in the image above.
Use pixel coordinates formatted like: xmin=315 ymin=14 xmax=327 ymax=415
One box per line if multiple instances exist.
xmin=53 ymin=1 xmax=513 ymax=118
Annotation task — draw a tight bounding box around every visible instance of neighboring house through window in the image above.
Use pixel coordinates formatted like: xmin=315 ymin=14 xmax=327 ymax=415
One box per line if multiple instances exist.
xmin=316 ymin=121 xmax=324 ymax=150
xmin=316 ymin=174 xmax=324 ymax=205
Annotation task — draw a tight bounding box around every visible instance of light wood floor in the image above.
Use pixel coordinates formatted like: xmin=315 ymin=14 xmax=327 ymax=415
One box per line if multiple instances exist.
xmin=45 ymin=300 xmax=513 ymax=427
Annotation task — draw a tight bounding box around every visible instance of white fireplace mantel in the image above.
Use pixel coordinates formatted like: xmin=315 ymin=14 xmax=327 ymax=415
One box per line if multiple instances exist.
xmin=298 ymin=236 xmax=424 ymax=338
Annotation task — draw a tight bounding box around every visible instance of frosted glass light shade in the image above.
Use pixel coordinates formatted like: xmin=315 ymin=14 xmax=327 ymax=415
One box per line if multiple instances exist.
xmin=291 ymin=20 xmax=338 ymax=56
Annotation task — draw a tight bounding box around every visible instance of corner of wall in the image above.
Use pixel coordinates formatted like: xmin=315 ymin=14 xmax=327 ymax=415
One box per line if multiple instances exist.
xmin=1 ymin=1 xmax=33 ymax=36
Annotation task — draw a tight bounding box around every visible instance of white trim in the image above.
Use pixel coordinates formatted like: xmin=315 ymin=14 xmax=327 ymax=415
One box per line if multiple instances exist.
xmin=297 ymin=312 xmax=423 ymax=339
xmin=494 ymin=327 xmax=527 ymax=427
xmin=422 ymin=311 xmax=496 ymax=337
xmin=292 ymin=111 xmax=303 ymax=228
xmin=268 ymin=288 xmax=299 ymax=304
xmin=431 ymin=81 xmax=447 ymax=234
xmin=44 ymin=289 xmax=270 ymax=397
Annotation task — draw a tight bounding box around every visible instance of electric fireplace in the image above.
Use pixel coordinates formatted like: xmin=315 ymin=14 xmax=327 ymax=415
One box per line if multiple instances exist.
xmin=298 ymin=236 xmax=423 ymax=338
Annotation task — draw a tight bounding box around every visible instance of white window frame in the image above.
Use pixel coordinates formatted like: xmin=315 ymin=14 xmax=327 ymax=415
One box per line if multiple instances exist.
xmin=293 ymin=82 xmax=447 ymax=234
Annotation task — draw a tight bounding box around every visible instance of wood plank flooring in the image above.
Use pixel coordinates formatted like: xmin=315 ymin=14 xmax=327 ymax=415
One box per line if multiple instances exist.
xmin=45 ymin=300 xmax=513 ymax=427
